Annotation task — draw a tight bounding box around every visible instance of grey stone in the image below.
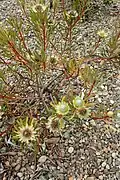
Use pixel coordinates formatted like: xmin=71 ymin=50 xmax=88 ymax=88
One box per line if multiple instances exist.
xmin=99 ymin=175 xmax=104 ymax=180
xmin=97 ymin=159 xmax=102 ymax=165
xmin=39 ymin=176 xmax=47 ymax=180
xmin=116 ymin=158 xmax=120 ymax=166
xmin=108 ymin=157 xmax=112 ymax=164
xmin=17 ymin=172 xmax=23 ymax=178
xmin=81 ymin=156 xmax=85 ymax=160
xmin=38 ymin=155 xmax=47 ymax=163
xmin=11 ymin=162 xmax=17 ymax=167
xmin=106 ymin=164 xmax=110 ymax=169
xmin=15 ymin=164 xmax=21 ymax=171
xmin=86 ymin=177 xmax=95 ymax=180
xmin=112 ymin=152 xmax=117 ymax=158
xmin=101 ymin=161 xmax=106 ymax=167
xmin=116 ymin=171 xmax=120 ymax=179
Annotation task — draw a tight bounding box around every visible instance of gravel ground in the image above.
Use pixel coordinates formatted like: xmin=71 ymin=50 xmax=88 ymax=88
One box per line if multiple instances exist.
xmin=0 ymin=0 xmax=120 ymax=180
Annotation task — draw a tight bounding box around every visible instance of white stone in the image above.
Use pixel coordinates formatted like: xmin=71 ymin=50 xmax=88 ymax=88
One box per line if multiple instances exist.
xmin=112 ymin=152 xmax=116 ymax=158
xmin=68 ymin=147 xmax=74 ymax=153
xmin=110 ymin=100 xmax=114 ymax=104
xmin=100 ymin=85 xmax=104 ymax=89
xmin=31 ymin=165 xmax=35 ymax=170
xmin=96 ymin=151 xmax=101 ymax=156
xmin=98 ymin=98 xmax=102 ymax=103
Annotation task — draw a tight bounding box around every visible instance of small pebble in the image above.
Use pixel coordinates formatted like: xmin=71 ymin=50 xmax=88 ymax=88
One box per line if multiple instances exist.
xmin=5 ymin=161 xmax=10 ymax=167
xmin=110 ymin=100 xmax=114 ymax=104
xmin=99 ymin=175 xmax=104 ymax=180
xmin=68 ymin=147 xmax=74 ymax=153
xmin=106 ymin=164 xmax=110 ymax=169
xmin=101 ymin=161 xmax=106 ymax=167
xmin=15 ymin=164 xmax=21 ymax=171
xmin=31 ymin=165 xmax=35 ymax=170
xmin=86 ymin=177 xmax=95 ymax=180
xmin=38 ymin=155 xmax=47 ymax=163
xmin=112 ymin=152 xmax=117 ymax=158
xmin=17 ymin=172 xmax=23 ymax=178
xmin=96 ymin=151 xmax=101 ymax=156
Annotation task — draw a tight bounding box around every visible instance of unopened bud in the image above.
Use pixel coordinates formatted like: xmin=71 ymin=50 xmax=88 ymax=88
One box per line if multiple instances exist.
xmin=107 ymin=111 xmax=114 ymax=117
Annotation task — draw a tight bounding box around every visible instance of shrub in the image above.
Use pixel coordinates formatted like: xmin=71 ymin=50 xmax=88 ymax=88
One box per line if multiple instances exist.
xmin=0 ymin=0 xmax=119 ymax=150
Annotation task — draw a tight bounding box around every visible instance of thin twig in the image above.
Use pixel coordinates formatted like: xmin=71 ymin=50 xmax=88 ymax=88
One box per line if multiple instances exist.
xmin=0 ymin=152 xmax=17 ymax=156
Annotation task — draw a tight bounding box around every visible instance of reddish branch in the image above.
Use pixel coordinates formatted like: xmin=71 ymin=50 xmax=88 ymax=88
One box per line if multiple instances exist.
xmin=42 ymin=22 xmax=47 ymax=70
xmin=71 ymin=0 xmax=88 ymax=29
xmin=19 ymin=31 xmax=28 ymax=51
xmin=92 ymin=116 xmax=109 ymax=120
xmin=87 ymin=56 xmax=117 ymax=62
xmin=87 ymin=80 xmax=96 ymax=97
xmin=8 ymin=41 xmax=32 ymax=71
xmin=0 ymin=124 xmax=13 ymax=137
xmin=92 ymin=116 xmax=112 ymax=124
xmin=61 ymin=0 xmax=65 ymax=10
xmin=0 ymin=94 xmax=16 ymax=100
xmin=90 ymin=37 xmax=101 ymax=56
xmin=43 ymin=23 xmax=47 ymax=52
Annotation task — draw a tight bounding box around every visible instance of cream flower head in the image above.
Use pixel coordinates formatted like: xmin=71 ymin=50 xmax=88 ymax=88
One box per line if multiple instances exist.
xmin=32 ymin=4 xmax=48 ymax=13
xmin=46 ymin=116 xmax=64 ymax=133
xmin=97 ymin=30 xmax=108 ymax=38
xmin=13 ymin=117 xmax=38 ymax=144
xmin=77 ymin=107 xmax=91 ymax=119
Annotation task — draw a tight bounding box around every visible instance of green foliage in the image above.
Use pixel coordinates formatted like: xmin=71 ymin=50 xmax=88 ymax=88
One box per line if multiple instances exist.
xmin=108 ymin=31 xmax=120 ymax=57
xmin=72 ymin=0 xmax=92 ymax=15
xmin=103 ymin=0 xmax=113 ymax=5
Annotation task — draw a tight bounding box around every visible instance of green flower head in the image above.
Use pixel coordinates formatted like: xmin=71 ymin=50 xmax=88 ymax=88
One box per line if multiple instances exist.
xmin=55 ymin=101 xmax=70 ymax=115
xmin=73 ymin=96 xmax=84 ymax=109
